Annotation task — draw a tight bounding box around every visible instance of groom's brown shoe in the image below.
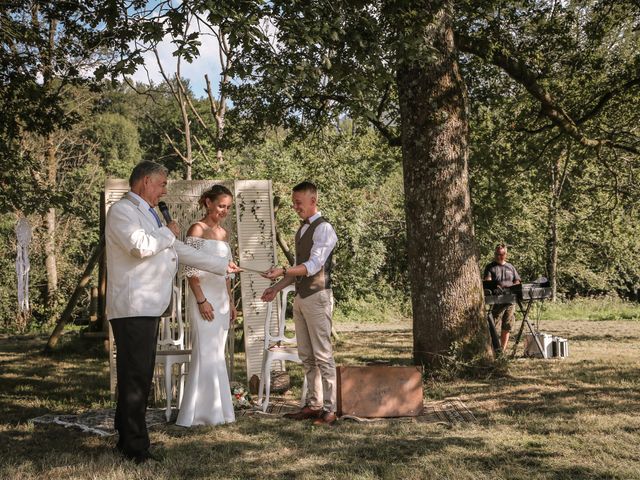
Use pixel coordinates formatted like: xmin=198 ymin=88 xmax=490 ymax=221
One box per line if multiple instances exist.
xmin=312 ymin=411 xmax=337 ymax=426
xmin=283 ymin=406 xmax=322 ymax=420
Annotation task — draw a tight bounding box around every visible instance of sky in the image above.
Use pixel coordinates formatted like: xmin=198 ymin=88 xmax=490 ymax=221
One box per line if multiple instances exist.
xmin=128 ymin=29 xmax=222 ymax=99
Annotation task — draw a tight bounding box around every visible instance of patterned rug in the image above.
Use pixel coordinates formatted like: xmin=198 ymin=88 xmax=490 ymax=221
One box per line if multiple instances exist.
xmin=31 ymin=408 xmax=169 ymax=437
xmin=242 ymin=397 xmax=476 ymax=425
xmin=30 ymin=398 xmax=474 ymax=436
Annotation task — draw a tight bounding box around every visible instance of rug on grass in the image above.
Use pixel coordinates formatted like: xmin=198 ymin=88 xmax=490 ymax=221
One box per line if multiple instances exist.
xmin=243 ymin=397 xmax=476 ymax=425
xmin=31 ymin=408 xmax=168 ymax=437
xmin=30 ymin=398 xmax=475 ymax=436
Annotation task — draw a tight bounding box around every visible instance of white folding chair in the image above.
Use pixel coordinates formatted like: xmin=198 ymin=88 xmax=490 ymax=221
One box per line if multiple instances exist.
xmin=155 ymin=285 xmax=191 ymax=421
xmin=258 ymin=285 xmax=307 ymax=412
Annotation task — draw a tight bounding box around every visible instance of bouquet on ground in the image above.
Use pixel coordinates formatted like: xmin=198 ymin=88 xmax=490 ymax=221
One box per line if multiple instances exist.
xmin=230 ymin=383 xmax=252 ymax=409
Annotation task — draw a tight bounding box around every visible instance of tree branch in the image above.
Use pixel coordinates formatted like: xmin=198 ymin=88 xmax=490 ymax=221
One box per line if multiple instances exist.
xmin=153 ymin=48 xmax=180 ymax=104
xmin=365 ymin=114 xmax=402 ymax=146
xmin=176 ymin=76 xmax=217 ymax=143
xmin=577 ymin=77 xmax=640 ymax=125
xmin=456 ymin=33 xmax=640 ymax=155
xmin=145 ymin=114 xmax=188 ymax=163
xmin=204 ymin=73 xmax=219 ymax=117
xmin=192 ymin=134 xmax=212 ymax=164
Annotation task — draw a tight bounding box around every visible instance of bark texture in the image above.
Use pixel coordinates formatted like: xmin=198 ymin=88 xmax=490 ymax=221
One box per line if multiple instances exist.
xmin=396 ymin=1 xmax=491 ymax=368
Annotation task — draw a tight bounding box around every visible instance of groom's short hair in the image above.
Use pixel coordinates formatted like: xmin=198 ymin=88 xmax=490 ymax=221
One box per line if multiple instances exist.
xmin=292 ymin=181 xmax=318 ymax=198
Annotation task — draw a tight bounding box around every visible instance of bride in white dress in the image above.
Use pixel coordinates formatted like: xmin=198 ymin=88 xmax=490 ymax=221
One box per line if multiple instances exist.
xmin=176 ymin=185 xmax=238 ymax=427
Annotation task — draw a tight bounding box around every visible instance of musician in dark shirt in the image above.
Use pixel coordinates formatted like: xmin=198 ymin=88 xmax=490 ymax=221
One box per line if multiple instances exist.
xmin=483 ymin=244 xmax=521 ymax=350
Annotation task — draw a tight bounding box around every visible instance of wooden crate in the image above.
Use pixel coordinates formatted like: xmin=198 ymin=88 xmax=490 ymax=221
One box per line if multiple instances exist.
xmin=336 ymin=365 xmax=424 ymax=418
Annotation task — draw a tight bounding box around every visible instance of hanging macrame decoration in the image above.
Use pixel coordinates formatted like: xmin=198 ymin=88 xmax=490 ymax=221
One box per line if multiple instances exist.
xmin=16 ymin=217 xmax=32 ymax=315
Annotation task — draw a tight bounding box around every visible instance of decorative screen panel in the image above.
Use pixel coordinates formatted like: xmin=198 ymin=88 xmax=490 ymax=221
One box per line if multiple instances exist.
xmin=234 ymin=180 xmax=281 ymax=381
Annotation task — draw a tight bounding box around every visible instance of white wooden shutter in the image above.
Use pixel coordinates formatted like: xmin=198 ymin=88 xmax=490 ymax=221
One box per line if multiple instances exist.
xmin=234 ymin=180 xmax=280 ymax=380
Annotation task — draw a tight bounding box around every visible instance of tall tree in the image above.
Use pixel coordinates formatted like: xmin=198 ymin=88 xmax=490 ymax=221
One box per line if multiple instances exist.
xmin=394 ymin=3 xmax=489 ymax=364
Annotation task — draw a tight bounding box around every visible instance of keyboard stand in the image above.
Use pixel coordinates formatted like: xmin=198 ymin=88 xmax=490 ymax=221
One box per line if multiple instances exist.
xmin=486 ymin=308 xmax=502 ymax=354
xmin=510 ymin=297 xmax=546 ymax=358
xmin=484 ymin=293 xmax=547 ymax=358
xmin=484 ymin=292 xmax=517 ymax=356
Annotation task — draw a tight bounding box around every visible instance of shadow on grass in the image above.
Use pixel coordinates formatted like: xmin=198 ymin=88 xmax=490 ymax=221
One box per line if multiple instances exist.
xmin=336 ymin=331 xmax=414 ymax=367
xmin=162 ymin=419 xmax=487 ymax=479
xmin=0 ymin=334 xmax=110 ymax=423
xmin=446 ymin=358 xmax=640 ymax=429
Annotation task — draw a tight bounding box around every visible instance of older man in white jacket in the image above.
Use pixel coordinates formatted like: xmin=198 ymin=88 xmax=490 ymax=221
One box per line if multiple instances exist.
xmin=106 ymin=161 xmax=240 ymax=463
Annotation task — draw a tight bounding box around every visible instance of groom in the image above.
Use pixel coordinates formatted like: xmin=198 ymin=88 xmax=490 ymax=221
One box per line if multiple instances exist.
xmin=106 ymin=161 xmax=240 ymax=463
xmin=261 ymin=181 xmax=338 ymax=426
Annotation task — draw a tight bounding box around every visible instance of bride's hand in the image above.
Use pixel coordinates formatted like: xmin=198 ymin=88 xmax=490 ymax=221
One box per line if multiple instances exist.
xmin=198 ymin=300 xmax=215 ymax=321
xmin=227 ymin=261 xmax=243 ymax=274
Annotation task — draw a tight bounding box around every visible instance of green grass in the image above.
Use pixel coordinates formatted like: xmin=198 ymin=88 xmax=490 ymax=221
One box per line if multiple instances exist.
xmin=2 ymin=316 xmax=640 ymax=479
xmin=539 ymin=297 xmax=640 ymax=321
xmin=333 ymin=295 xmax=640 ymax=325
xmin=333 ymin=294 xmax=411 ymax=324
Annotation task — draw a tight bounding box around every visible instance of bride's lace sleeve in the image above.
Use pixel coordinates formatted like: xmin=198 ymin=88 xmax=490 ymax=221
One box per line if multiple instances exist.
xmin=183 ymin=236 xmax=205 ymax=278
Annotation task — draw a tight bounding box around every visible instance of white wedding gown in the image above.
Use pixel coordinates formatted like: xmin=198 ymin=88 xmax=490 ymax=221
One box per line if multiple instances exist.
xmin=176 ymin=237 xmax=235 ymax=426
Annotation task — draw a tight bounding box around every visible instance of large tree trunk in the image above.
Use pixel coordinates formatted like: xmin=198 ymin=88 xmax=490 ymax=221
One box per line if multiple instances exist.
xmin=396 ymin=0 xmax=491 ymax=368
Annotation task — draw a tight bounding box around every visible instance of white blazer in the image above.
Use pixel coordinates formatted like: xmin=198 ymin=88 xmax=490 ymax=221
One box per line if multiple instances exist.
xmin=106 ymin=193 xmax=228 ymax=320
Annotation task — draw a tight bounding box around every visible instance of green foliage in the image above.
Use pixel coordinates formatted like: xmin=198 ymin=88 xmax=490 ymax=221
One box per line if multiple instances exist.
xmin=0 ymin=1 xmax=146 ymax=213
xmin=85 ymin=113 xmax=142 ymax=177
xmin=465 ymin=1 xmax=640 ymax=298
xmin=0 ymin=215 xmax=18 ymax=329
xmin=333 ymin=293 xmax=410 ymax=324
xmin=208 ymin=129 xmax=406 ymax=308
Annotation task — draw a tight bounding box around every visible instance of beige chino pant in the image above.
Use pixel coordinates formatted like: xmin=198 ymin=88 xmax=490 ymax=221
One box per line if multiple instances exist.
xmin=293 ymin=289 xmax=336 ymax=412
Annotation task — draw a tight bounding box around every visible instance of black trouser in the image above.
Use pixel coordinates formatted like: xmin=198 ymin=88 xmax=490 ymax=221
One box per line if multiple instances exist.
xmin=110 ymin=316 xmax=160 ymax=457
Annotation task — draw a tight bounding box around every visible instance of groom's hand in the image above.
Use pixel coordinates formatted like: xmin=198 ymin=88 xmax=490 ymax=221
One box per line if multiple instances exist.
xmin=261 ymin=287 xmax=277 ymax=303
xmin=261 ymin=267 xmax=282 ymax=280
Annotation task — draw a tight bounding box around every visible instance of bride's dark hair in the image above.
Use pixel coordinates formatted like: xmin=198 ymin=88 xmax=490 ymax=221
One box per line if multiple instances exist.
xmin=198 ymin=184 xmax=233 ymax=208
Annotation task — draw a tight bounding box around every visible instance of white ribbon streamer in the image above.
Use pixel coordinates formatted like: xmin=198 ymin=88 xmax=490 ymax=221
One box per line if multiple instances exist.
xmin=15 ymin=217 xmax=32 ymax=313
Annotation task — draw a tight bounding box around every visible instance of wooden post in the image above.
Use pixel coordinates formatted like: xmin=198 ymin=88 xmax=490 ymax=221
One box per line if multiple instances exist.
xmin=43 ymin=239 xmax=103 ymax=353
xmin=89 ymin=286 xmax=98 ymax=323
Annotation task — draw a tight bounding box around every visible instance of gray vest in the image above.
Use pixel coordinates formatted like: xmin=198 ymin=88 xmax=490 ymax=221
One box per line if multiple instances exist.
xmin=295 ymin=217 xmax=334 ymax=298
